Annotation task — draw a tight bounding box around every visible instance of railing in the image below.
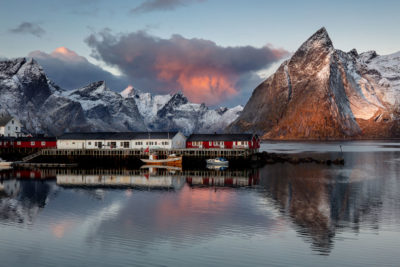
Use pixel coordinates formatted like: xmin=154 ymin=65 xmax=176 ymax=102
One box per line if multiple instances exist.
xmin=21 ymin=150 xmax=43 ymax=162
xmin=39 ymin=148 xmax=256 ymax=158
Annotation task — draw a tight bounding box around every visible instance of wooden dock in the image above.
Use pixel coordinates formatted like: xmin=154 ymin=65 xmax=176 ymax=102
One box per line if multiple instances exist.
xmin=38 ymin=148 xmax=255 ymax=159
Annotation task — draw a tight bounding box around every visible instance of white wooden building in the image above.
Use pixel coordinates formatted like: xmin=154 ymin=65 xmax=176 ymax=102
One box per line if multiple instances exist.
xmin=57 ymin=132 xmax=187 ymax=150
xmin=0 ymin=115 xmax=22 ymax=137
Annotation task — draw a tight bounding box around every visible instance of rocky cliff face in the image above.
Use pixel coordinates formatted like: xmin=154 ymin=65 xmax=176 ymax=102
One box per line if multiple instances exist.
xmin=0 ymin=58 xmax=241 ymax=136
xmin=228 ymin=28 xmax=400 ymax=139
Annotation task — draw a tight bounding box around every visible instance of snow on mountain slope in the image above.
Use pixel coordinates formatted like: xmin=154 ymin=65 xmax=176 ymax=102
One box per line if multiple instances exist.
xmin=121 ymin=86 xmax=172 ymax=125
xmin=0 ymin=58 xmax=146 ymax=135
xmin=121 ymin=89 xmax=243 ymax=135
xmin=228 ymin=27 xmax=400 ymax=139
xmin=0 ymin=57 xmax=241 ymax=136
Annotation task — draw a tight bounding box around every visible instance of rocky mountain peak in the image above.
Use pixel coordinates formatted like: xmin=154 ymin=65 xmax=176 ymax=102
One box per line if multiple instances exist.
xmin=291 ymin=27 xmax=334 ymax=61
xmin=169 ymin=91 xmax=188 ymax=106
xmin=120 ymin=86 xmax=135 ymax=98
xmin=71 ymin=81 xmax=108 ymax=97
xmin=228 ymin=27 xmax=400 ymax=139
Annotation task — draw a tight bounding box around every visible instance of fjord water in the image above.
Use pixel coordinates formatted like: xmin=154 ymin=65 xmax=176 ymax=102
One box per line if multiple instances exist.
xmin=1 ymin=142 xmax=400 ymax=266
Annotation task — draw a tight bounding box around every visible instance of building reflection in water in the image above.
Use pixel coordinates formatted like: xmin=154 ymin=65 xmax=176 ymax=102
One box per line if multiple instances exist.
xmin=55 ymin=167 xmax=260 ymax=190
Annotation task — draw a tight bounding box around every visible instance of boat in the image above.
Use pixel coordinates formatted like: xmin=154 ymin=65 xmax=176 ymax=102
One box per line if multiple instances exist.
xmin=0 ymin=158 xmax=13 ymax=169
xmin=141 ymin=154 xmax=182 ymax=166
xmin=206 ymin=157 xmax=229 ymax=166
xmin=206 ymin=164 xmax=228 ymax=171
xmin=140 ymin=165 xmax=182 ymax=172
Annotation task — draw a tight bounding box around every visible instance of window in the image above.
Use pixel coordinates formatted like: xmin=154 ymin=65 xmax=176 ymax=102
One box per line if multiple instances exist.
xmin=31 ymin=141 xmax=35 ymax=146
xmin=72 ymin=142 xmax=75 ymax=145
xmin=15 ymin=127 xmax=18 ymax=131
xmin=123 ymin=142 xmax=129 ymax=148
xmin=12 ymin=120 xmax=14 ymax=124
xmin=154 ymin=141 xmax=157 ymax=145
xmin=8 ymin=126 xmax=10 ymax=130
xmin=88 ymin=142 xmax=92 ymax=145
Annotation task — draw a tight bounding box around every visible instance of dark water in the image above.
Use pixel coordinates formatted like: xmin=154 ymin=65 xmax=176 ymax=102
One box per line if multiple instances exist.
xmin=1 ymin=142 xmax=400 ymax=266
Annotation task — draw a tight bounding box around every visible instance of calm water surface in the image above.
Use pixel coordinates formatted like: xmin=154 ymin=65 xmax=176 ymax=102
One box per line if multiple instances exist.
xmin=1 ymin=141 xmax=400 ymax=266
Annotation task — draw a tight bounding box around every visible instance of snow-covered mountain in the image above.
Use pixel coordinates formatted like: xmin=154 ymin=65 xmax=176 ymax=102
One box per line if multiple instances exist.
xmin=228 ymin=27 xmax=400 ymax=139
xmin=0 ymin=57 xmax=242 ymax=136
xmin=121 ymin=86 xmax=243 ymax=135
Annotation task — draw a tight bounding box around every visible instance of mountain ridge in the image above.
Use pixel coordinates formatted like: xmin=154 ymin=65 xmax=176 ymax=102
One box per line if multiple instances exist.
xmin=0 ymin=58 xmax=242 ymax=136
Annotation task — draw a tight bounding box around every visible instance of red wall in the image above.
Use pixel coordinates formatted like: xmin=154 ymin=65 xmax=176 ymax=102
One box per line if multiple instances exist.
xmin=186 ymin=136 xmax=260 ymax=149
xmin=0 ymin=140 xmax=57 ymax=148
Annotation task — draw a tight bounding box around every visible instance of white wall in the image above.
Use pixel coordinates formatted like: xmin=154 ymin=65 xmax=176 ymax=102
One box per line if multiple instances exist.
xmin=2 ymin=118 xmax=22 ymax=137
xmin=131 ymin=139 xmax=172 ymax=149
xmin=172 ymin=132 xmax=187 ymax=149
xmin=57 ymin=132 xmax=187 ymax=150
xmin=57 ymin=140 xmax=86 ymax=149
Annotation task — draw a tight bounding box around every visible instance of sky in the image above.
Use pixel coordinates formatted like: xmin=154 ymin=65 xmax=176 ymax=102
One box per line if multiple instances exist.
xmin=1 ymin=0 xmax=399 ymax=107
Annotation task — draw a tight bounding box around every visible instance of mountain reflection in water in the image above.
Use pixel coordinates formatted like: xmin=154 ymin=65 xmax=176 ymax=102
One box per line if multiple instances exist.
xmin=0 ymin=145 xmax=400 ymax=267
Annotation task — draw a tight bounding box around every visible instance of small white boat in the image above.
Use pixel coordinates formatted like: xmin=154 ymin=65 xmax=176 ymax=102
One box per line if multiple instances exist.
xmin=140 ymin=165 xmax=182 ymax=172
xmin=0 ymin=158 xmax=13 ymax=169
xmin=206 ymin=157 xmax=229 ymax=166
xmin=206 ymin=164 xmax=228 ymax=171
xmin=141 ymin=154 xmax=182 ymax=166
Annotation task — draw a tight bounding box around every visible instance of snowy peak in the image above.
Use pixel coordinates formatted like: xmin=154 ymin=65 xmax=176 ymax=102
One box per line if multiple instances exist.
xmin=120 ymin=85 xmax=136 ymax=98
xmin=228 ymin=28 xmax=400 ymax=139
xmin=304 ymin=27 xmax=333 ymax=50
xmin=0 ymin=57 xmax=243 ymax=136
xmin=292 ymin=27 xmax=334 ymax=61
xmin=70 ymin=81 xmax=108 ymax=97
xmin=167 ymin=92 xmax=189 ymax=106
xmin=0 ymin=58 xmax=27 ymax=77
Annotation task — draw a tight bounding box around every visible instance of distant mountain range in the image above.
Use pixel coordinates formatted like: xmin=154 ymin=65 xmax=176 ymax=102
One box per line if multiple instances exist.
xmin=0 ymin=58 xmax=242 ymax=136
xmin=228 ymin=28 xmax=400 ymax=139
xmin=3 ymin=27 xmax=399 ymax=139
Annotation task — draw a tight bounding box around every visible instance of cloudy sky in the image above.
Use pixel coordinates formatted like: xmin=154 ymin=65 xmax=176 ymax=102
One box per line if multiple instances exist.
xmin=1 ymin=0 xmax=399 ymax=106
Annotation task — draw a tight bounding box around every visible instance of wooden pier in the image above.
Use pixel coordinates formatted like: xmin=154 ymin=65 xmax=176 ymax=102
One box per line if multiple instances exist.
xmin=37 ymin=148 xmax=255 ymax=160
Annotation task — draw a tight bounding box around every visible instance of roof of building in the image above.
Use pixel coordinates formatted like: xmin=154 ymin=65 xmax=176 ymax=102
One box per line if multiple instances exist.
xmin=187 ymin=133 xmax=255 ymax=142
xmin=0 ymin=115 xmax=13 ymax=127
xmin=0 ymin=137 xmax=57 ymax=141
xmin=57 ymin=132 xmax=180 ymax=140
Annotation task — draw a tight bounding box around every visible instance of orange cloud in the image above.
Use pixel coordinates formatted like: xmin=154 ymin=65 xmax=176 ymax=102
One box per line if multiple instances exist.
xmin=86 ymin=30 xmax=289 ymax=105
xmin=51 ymin=47 xmax=86 ymax=63
xmin=177 ymin=72 xmax=237 ymax=105
xmin=155 ymin=57 xmax=238 ymax=104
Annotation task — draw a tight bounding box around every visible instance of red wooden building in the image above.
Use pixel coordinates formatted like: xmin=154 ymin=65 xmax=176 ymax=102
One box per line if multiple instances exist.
xmin=186 ymin=134 xmax=260 ymax=150
xmin=0 ymin=137 xmax=57 ymax=149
